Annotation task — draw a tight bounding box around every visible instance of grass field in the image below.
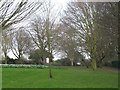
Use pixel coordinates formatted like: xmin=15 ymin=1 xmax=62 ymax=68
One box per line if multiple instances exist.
xmin=2 ymin=66 xmax=119 ymax=88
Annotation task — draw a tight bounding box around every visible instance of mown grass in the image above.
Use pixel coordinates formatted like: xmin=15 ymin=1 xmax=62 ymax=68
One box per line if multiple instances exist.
xmin=2 ymin=66 xmax=119 ymax=88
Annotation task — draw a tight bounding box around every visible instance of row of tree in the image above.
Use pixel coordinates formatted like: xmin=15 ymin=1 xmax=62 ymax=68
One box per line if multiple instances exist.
xmin=57 ymin=2 xmax=118 ymax=70
xmin=1 ymin=0 xmax=61 ymax=78
xmin=1 ymin=1 xmax=118 ymax=78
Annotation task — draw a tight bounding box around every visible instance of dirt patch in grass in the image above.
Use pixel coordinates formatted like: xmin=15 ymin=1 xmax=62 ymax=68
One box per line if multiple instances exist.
xmin=66 ymin=67 xmax=119 ymax=74
xmin=67 ymin=69 xmax=90 ymax=72
xmin=103 ymin=67 xmax=120 ymax=73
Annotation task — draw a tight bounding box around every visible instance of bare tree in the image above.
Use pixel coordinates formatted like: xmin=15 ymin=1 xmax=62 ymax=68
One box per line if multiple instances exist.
xmin=0 ymin=0 xmax=43 ymax=62
xmin=28 ymin=0 xmax=61 ymax=78
xmin=61 ymin=2 xmax=118 ymax=69
xmin=55 ymin=23 xmax=79 ymax=66
xmin=94 ymin=2 xmax=118 ymax=67
xmin=2 ymin=30 xmax=11 ymax=64
xmin=28 ymin=16 xmax=48 ymax=64
xmin=10 ymin=27 xmax=33 ymax=60
xmin=61 ymin=2 xmax=97 ymax=70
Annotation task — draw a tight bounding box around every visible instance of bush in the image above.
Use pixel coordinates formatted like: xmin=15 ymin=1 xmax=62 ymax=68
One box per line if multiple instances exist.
xmin=55 ymin=58 xmax=71 ymax=66
xmin=6 ymin=56 xmax=16 ymax=64
xmin=104 ymin=61 xmax=112 ymax=67
xmin=52 ymin=61 xmax=62 ymax=66
xmin=111 ymin=60 xmax=120 ymax=69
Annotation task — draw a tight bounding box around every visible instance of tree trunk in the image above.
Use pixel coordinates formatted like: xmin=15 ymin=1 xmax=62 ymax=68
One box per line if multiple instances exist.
xmin=49 ymin=58 xmax=52 ymax=78
xmin=45 ymin=58 xmax=46 ymax=63
xmin=4 ymin=52 xmax=7 ymax=64
xmin=0 ymin=25 xmax=2 ymax=90
xmin=18 ymin=54 xmax=21 ymax=60
xmin=0 ymin=25 xmax=2 ymax=63
xmin=43 ymin=56 xmax=46 ymax=64
xmin=82 ymin=59 xmax=89 ymax=68
xmin=91 ymin=59 xmax=97 ymax=70
xmin=18 ymin=52 xmax=22 ymax=64
xmin=70 ymin=58 xmax=74 ymax=66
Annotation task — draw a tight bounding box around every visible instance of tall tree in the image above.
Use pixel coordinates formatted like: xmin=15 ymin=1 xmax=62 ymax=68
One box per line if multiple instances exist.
xmin=0 ymin=0 xmax=43 ymax=62
xmin=94 ymin=2 xmax=118 ymax=66
xmin=55 ymin=23 xmax=79 ymax=66
xmin=61 ymin=2 xmax=118 ymax=69
xmin=10 ymin=27 xmax=32 ymax=60
xmin=28 ymin=0 xmax=61 ymax=78
xmin=42 ymin=1 xmax=60 ymax=78
xmin=2 ymin=30 xmax=11 ymax=64
xmin=61 ymin=2 xmax=97 ymax=70
xmin=28 ymin=15 xmax=48 ymax=64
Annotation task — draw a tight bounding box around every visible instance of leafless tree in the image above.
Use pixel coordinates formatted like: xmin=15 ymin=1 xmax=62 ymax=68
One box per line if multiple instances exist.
xmin=0 ymin=0 xmax=43 ymax=62
xmin=10 ymin=27 xmax=33 ymax=60
xmin=61 ymin=2 xmax=118 ymax=70
xmin=61 ymin=2 xmax=97 ymax=70
xmin=28 ymin=0 xmax=61 ymax=78
xmin=2 ymin=29 xmax=11 ymax=63
xmin=55 ymin=23 xmax=80 ymax=66
xmin=28 ymin=16 xmax=48 ymax=64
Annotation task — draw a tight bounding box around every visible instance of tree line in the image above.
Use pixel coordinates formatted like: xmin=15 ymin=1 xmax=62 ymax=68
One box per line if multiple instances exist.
xmin=1 ymin=0 xmax=118 ymax=78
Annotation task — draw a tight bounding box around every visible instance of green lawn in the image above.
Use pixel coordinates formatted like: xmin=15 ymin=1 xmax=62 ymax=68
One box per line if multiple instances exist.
xmin=2 ymin=66 xmax=119 ymax=88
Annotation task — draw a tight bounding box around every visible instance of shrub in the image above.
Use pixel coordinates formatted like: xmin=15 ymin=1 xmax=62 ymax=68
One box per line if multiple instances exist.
xmin=111 ymin=60 xmax=120 ymax=69
xmin=55 ymin=58 xmax=71 ymax=66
